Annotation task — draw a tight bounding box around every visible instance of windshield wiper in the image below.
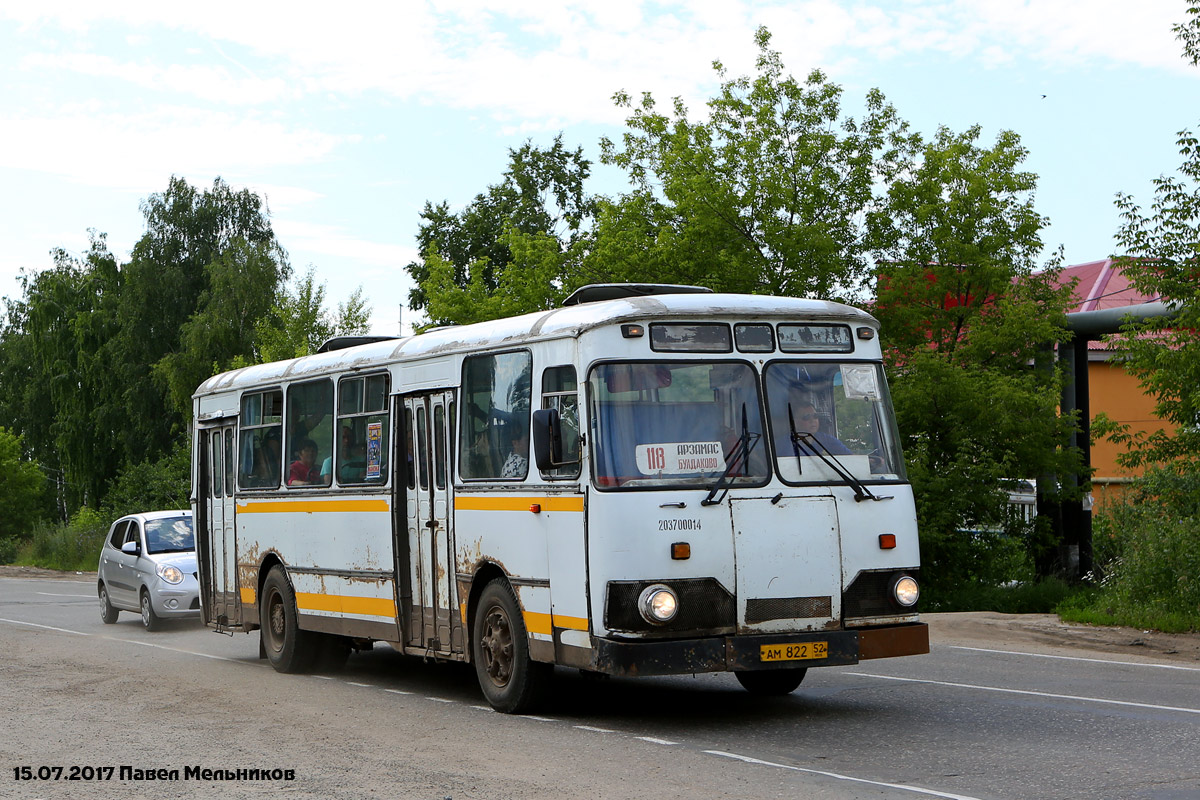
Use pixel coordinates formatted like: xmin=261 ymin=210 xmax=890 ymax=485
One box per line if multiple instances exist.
xmin=790 ymin=430 xmax=892 ymax=503
xmin=701 ymin=404 xmax=760 ymax=507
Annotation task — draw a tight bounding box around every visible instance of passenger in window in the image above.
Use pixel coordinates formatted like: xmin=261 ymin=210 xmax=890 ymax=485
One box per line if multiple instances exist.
xmin=501 ymin=428 xmax=529 ymax=479
xmin=255 ymin=428 xmax=283 ymax=485
xmin=321 ymin=426 xmax=354 ymax=484
xmin=288 ymin=438 xmax=323 ymax=485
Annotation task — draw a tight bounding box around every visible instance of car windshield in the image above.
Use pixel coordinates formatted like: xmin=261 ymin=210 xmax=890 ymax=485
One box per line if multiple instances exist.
xmin=144 ymin=517 xmax=194 ymax=554
xmin=763 ymin=361 xmax=906 ymax=484
xmin=589 ymin=361 xmax=769 ymax=489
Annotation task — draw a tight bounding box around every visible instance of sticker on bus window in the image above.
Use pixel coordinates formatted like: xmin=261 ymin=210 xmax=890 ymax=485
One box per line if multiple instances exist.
xmin=841 ymin=365 xmax=880 ymax=400
xmin=366 ymin=422 xmax=383 ymax=479
xmin=635 ymin=442 xmax=724 ymax=474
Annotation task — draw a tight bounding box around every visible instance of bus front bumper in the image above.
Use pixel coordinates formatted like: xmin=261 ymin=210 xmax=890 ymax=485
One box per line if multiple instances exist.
xmin=588 ymin=622 xmax=928 ymax=677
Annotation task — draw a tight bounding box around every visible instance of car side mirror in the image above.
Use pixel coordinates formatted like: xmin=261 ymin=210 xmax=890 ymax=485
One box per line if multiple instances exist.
xmin=531 ymin=408 xmax=565 ymax=471
xmin=121 ymin=540 xmax=140 ymax=556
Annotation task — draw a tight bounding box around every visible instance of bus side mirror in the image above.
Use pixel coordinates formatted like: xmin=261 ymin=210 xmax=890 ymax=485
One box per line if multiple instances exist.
xmin=531 ymin=408 xmax=563 ymax=471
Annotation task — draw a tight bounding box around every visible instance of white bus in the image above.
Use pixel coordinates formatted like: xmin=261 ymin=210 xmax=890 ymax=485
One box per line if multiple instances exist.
xmin=191 ymin=284 xmax=928 ymax=712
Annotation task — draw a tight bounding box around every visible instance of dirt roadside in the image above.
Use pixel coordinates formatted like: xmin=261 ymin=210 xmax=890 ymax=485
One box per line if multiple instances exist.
xmin=5 ymin=565 xmax=1198 ymax=665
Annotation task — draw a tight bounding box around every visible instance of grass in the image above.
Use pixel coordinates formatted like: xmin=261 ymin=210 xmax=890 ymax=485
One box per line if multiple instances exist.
xmin=8 ymin=508 xmax=107 ymax=573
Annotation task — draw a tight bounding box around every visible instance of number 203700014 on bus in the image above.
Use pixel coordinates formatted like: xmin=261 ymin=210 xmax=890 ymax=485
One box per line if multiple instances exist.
xmin=760 ymin=641 xmax=828 ymax=662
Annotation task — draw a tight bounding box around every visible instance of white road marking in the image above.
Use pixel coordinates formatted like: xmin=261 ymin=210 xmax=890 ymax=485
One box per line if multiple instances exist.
xmin=574 ymin=725 xmax=615 ymax=733
xmin=950 ymin=645 xmax=1200 ymax=672
xmin=123 ymin=638 xmax=245 ymax=663
xmin=384 ymin=689 xmax=412 ymax=695
xmin=705 ymin=750 xmax=985 ymax=800
xmin=427 ymin=697 xmax=455 ymax=703
xmin=0 ymin=617 xmax=90 ymax=636
xmin=847 ymin=671 xmax=1200 ymax=715
xmin=636 ymin=736 xmax=678 ymax=745
xmin=469 ymin=705 xmax=493 ymax=712
xmin=522 ymin=715 xmax=555 ymax=722
xmin=36 ymin=592 xmax=92 ymax=598
xmin=346 ymin=681 xmax=374 ymax=687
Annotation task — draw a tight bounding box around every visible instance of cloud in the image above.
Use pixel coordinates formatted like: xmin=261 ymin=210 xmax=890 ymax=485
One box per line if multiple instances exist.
xmin=0 ymin=107 xmax=354 ymax=190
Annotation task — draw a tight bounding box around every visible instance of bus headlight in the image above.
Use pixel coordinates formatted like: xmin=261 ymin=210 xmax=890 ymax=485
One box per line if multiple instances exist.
xmin=638 ymin=584 xmax=678 ymax=624
xmin=891 ymin=575 xmax=919 ymax=607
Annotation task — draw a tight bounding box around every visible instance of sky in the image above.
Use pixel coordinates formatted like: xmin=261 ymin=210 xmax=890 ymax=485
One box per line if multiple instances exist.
xmin=2 ymin=1 xmax=1197 ymax=336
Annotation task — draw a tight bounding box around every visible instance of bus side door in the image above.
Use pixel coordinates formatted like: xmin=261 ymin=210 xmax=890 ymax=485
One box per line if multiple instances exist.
xmin=200 ymin=423 xmax=240 ymax=628
xmin=400 ymin=392 xmax=458 ymax=654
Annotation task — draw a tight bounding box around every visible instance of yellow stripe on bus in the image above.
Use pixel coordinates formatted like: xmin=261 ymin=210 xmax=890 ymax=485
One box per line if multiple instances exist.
xmin=295 ymin=592 xmax=397 ymax=618
xmin=237 ymin=498 xmax=390 ymax=514
xmin=523 ymin=611 xmax=589 ymax=634
xmin=455 ymin=495 xmax=584 ymax=513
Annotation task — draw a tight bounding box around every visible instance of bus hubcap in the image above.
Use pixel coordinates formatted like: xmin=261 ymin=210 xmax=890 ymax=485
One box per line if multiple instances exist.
xmin=480 ymin=606 xmax=513 ymax=687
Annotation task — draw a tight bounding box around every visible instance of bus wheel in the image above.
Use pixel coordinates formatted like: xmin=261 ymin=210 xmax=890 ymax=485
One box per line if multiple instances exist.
xmin=472 ymin=579 xmax=550 ymax=713
xmin=260 ymin=566 xmax=317 ymax=673
xmin=735 ymin=668 xmax=807 ymax=695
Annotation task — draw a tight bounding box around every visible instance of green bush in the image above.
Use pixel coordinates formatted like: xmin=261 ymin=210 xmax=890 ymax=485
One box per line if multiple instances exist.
xmin=0 ymin=535 xmax=20 ymax=565
xmin=100 ymin=438 xmax=191 ymax=520
xmin=22 ymin=507 xmax=109 ymax=572
xmin=1067 ymin=468 xmax=1200 ymax=632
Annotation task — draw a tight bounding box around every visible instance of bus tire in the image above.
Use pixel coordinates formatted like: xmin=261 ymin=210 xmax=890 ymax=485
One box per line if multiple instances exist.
xmin=260 ymin=566 xmax=317 ymax=673
xmin=735 ymin=668 xmax=807 ymax=695
xmin=472 ymin=579 xmax=551 ymax=714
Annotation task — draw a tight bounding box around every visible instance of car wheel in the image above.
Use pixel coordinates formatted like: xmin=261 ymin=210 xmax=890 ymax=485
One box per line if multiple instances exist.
xmin=99 ymin=584 xmax=119 ymax=624
xmin=259 ymin=566 xmax=318 ymax=673
xmin=472 ymin=578 xmax=551 ymax=713
xmin=140 ymin=590 xmax=161 ymax=631
xmin=734 ymin=668 xmax=807 ymax=695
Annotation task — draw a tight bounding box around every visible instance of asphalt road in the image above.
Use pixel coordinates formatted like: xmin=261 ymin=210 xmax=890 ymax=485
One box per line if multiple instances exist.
xmin=1 ymin=573 xmax=1197 ymax=800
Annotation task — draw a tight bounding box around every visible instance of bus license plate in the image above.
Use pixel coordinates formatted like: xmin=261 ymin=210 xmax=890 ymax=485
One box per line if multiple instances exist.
xmin=760 ymin=641 xmax=828 ymax=662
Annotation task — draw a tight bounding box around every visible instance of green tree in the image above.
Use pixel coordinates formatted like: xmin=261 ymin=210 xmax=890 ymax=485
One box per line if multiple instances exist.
xmin=255 ymin=268 xmax=371 ymax=362
xmin=1107 ymin=130 xmax=1200 ymax=470
xmin=154 ymin=238 xmax=290 ymax=418
xmin=0 ymin=233 xmax=125 ymax=509
xmin=116 ymin=176 xmax=286 ymax=462
xmin=406 ymin=135 xmax=595 ymax=325
xmin=871 ymin=125 xmax=1080 ymax=589
xmin=0 ymin=427 xmax=49 ymax=543
xmin=596 ymin=26 xmax=915 ymax=300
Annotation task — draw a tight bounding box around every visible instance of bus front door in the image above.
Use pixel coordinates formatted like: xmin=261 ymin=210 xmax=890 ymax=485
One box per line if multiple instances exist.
xmin=401 ymin=392 xmax=458 ymax=655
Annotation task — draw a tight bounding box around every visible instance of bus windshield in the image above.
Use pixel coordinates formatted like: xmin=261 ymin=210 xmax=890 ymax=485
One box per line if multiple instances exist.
xmin=763 ymin=361 xmax=906 ymax=483
xmin=589 ymin=361 xmax=770 ymax=489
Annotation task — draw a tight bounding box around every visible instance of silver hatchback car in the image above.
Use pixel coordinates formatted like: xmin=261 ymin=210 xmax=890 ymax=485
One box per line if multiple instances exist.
xmin=97 ymin=510 xmax=199 ymax=630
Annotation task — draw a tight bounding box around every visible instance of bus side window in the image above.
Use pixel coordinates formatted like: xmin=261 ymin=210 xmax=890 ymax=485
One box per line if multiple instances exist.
xmin=540 ymin=365 xmax=580 ymax=480
xmin=335 ymin=373 xmax=389 ymax=484
xmin=239 ymin=390 xmax=283 ymax=489
xmin=459 ymin=351 xmax=532 ymax=481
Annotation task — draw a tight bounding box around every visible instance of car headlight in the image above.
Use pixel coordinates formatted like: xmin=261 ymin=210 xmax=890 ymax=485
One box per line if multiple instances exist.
xmin=892 ymin=575 xmax=919 ymax=607
xmin=156 ymin=564 xmax=184 ymax=585
xmin=637 ymin=584 xmax=678 ymax=624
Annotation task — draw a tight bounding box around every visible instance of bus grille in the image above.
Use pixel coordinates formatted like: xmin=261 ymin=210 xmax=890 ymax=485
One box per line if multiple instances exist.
xmin=842 ymin=569 xmax=919 ymax=618
xmin=745 ymin=596 xmax=832 ymax=624
xmin=605 ymin=578 xmax=735 ymax=636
